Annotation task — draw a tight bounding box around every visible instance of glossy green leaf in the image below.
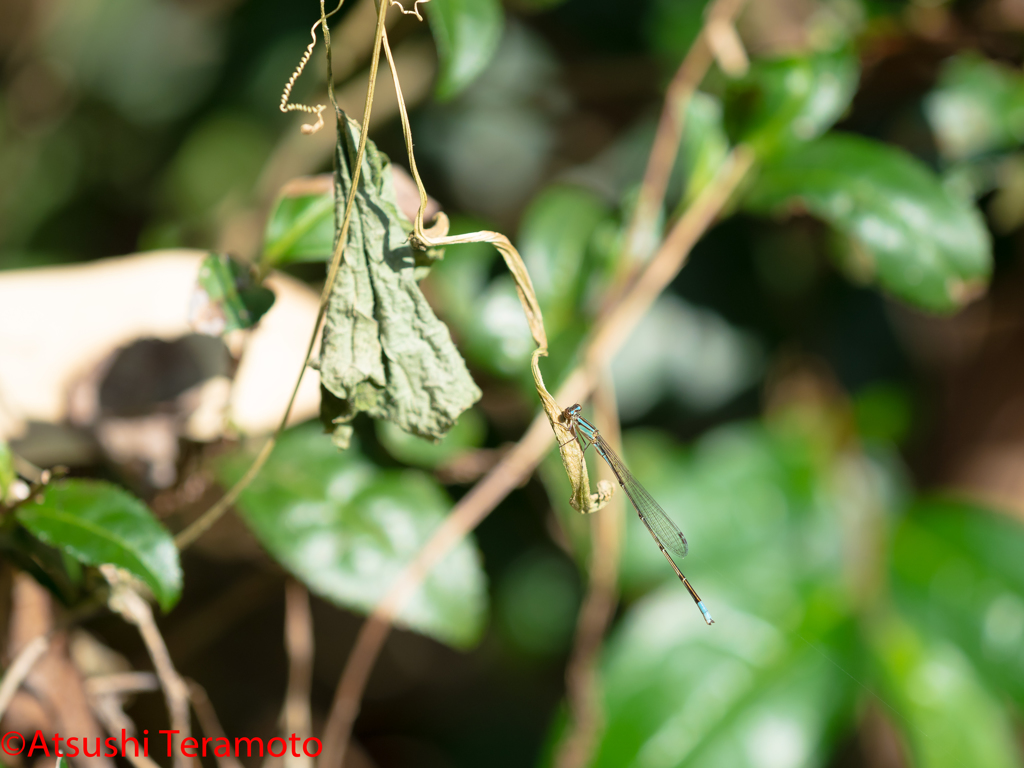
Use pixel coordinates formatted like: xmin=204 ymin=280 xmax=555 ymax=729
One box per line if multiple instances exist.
xmin=871 ymin=617 xmax=1022 ymax=768
xmin=727 ymin=49 xmax=859 ymax=157
xmin=216 ymin=425 xmax=487 ymax=648
xmin=376 ymin=407 xmax=485 ymax=469
xmin=319 ymin=112 xmax=481 ymax=446
xmin=892 ymin=499 xmax=1024 ymax=707
xmin=744 ymin=133 xmax=992 ymax=312
xmin=518 ymin=185 xmax=609 ymax=333
xmin=585 ymin=590 xmax=856 ymax=768
xmin=262 ymin=186 xmax=334 ymax=265
xmin=16 ymin=480 xmax=182 ymax=611
xmin=925 ymin=53 xmax=1024 ymax=162
xmin=192 ymin=252 xmax=275 ymax=335
xmin=426 ymin=0 xmax=505 ymax=101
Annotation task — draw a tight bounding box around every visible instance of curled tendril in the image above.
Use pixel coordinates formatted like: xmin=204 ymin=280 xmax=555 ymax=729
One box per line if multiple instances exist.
xmin=279 ymin=0 xmax=345 ymax=134
xmin=389 ymin=0 xmax=430 ymax=21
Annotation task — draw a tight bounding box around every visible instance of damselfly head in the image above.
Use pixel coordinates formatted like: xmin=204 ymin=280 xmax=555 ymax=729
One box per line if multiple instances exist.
xmin=564 ymin=403 xmax=582 ymax=420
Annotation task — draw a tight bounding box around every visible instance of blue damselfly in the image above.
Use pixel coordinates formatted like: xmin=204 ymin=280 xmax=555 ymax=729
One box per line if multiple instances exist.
xmin=562 ymin=403 xmax=713 ymax=625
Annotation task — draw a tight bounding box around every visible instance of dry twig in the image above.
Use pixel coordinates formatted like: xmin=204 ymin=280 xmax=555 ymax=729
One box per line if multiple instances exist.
xmin=103 ymin=567 xmax=190 ymax=768
xmin=0 ymin=634 xmax=49 ymax=721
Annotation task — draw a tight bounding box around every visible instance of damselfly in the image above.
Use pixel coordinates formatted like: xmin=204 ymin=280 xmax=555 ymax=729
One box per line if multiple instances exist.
xmin=562 ymin=403 xmax=714 ymax=625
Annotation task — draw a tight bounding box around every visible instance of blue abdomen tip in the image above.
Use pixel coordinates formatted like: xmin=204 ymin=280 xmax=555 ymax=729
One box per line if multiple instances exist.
xmin=697 ymin=602 xmax=714 ymax=625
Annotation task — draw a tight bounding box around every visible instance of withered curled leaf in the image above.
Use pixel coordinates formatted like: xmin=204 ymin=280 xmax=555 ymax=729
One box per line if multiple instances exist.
xmin=318 ymin=111 xmax=480 ymax=447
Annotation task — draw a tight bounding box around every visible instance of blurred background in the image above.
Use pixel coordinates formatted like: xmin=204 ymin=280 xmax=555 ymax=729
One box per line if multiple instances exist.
xmin=4 ymin=0 xmax=1024 ymax=767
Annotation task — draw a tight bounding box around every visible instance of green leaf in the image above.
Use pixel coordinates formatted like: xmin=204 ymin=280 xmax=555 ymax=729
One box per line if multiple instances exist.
xmin=216 ymin=425 xmax=488 ymax=648
xmin=891 ymin=499 xmax=1024 ymax=708
xmin=0 ymin=440 xmax=14 ymax=503
xmin=871 ymin=617 xmax=1022 ymax=768
xmin=744 ymin=133 xmax=993 ymax=312
xmin=726 ymin=49 xmax=859 ymax=157
xmin=376 ymin=407 xmax=485 ymax=469
xmin=679 ymin=91 xmax=730 ymax=207
xmin=318 ymin=112 xmax=481 ymax=445
xmin=518 ymin=185 xmax=610 ymax=334
xmin=192 ymin=252 xmax=275 ymax=334
xmin=925 ymin=53 xmax=1024 ymax=162
xmin=426 ymin=0 xmax=504 ymax=101
xmin=583 ymin=590 xmax=856 ymax=768
xmin=262 ymin=183 xmax=334 ymax=265
xmin=16 ymin=480 xmax=182 ymax=611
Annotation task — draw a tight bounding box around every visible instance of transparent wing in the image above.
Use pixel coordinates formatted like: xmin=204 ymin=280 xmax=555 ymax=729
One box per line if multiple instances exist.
xmin=593 ymin=434 xmax=689 ymax=560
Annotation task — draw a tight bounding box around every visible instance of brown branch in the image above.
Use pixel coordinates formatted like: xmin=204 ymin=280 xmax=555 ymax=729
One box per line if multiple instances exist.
xmin=554 ymin=376 xmax=626 ymax=768
xmin=318 ymin=145 xmax=755 ymax=768
xmin=0 ymin=634 xmax=49 ymax=721
xmin=103 ymin=568 xmax=190 ymax=768
xmin=622 ymin=0 xmax=748 ymax=266
xmin=587 ymin=147 xmax=755 ymax=371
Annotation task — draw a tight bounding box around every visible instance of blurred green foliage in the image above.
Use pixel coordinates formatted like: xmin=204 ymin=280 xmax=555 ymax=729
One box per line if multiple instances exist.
xmin=496 ymin=548 xmax=581 ymax=657
xmin=725 ymin=48 xmax=860 ymax=156
xmin=0 ymin=441 xmax=13 ymax=503
xmin=745 ymin=134 xmax=992 ymax=311
xmin=216 ymin=425 xmax=487 ymax=648
xmin=6 ymin=0 xmax=1024 ymax=766
xmin=427 ymin=0 xmax=505 ymax=100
